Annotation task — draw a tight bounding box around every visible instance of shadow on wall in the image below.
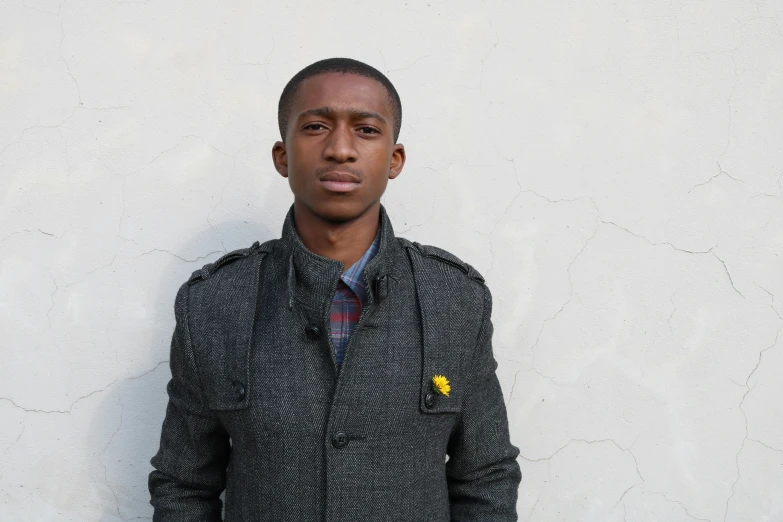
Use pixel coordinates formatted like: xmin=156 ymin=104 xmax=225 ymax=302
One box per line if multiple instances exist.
xmin=88 ymin=219 xmax=276 ymax=521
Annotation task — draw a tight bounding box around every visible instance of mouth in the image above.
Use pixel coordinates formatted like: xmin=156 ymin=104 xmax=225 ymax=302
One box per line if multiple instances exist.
xmin=318 ymin=171 xmax=361 ymax=193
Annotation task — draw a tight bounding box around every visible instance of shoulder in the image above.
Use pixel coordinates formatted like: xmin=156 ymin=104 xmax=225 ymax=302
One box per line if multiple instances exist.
xmin=186 ymin=239 xmax=277 ymax=287
xmin=396 ymin=238 xmax=486 ymax=286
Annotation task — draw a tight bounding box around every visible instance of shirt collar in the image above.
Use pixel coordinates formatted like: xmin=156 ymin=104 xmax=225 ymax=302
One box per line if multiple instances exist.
xmin=339 ymin=226 xmax=381 ymax=305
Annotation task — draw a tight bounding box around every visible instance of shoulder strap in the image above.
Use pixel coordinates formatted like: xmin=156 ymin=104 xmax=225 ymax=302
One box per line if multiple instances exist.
xmin=187 ymin=239 xmax=275 ymax=286
xmin=408 ymin=240 xmax=485 ymax=284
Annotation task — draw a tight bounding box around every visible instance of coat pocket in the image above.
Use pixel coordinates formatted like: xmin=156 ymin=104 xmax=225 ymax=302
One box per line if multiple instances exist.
xmin=419 ymin=355 xmax=465 ymax=414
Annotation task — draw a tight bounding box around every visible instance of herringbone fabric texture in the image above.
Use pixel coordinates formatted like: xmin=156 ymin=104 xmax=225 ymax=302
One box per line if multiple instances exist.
xmin=148 ymin=204 xmax=521 ymax=521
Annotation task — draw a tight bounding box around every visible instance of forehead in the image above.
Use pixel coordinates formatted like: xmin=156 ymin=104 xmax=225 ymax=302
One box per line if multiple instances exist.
xmin=291 ymin=72 xmax=393 ymax=119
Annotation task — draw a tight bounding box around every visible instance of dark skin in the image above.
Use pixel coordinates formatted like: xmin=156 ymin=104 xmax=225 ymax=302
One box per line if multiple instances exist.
xmin=272 ymin=72 xmax=406 ymax=270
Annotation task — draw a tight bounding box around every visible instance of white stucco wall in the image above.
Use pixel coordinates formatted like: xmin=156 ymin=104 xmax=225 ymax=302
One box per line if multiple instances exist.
xmin=2 ymin=0 xmax=782 ymax=520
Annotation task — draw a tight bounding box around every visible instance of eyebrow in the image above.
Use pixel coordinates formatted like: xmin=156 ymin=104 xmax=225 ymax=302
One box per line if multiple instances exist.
xmin=298 ymin=106 xmax=387 ymax=125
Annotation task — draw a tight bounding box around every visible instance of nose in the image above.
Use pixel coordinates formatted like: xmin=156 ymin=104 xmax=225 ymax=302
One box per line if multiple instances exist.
xmin=322 ymin=123 xmax=357 ymax=163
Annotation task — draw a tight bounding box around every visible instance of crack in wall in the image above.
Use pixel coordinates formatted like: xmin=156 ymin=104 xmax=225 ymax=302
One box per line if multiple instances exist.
xmin=505 ymin=368 xmax=521 ymax=407
xmin=0 ymin=423 xmax=26 ymax=484
xmin=709 ymin=249 xmax=745 ymax=299
xmin=100 ymin=392 xmax=123 ymax=519
xmin=520 ymin=437 xmax=645 ymax=517
xmin=668 ymin=293 xmax=678 ymax=333
xmin=752 ymin=282 xmax=782 ymax=321
xmin=112 ymin=134 xmax=244 ymax=250
xmin=43 ymin=254 xmax=119 ymax=337
xmin=529 ymin=223 xmax=601 ymax=384
xmin=1 ymin=424 xmax=26 ymax=460
xmin=477 ymin=19 xmax=499 ymax=106
xmin=21 ymin=0 xmax=64 ymax=16
xmin=0 ymin=360 xmax=168 ymax=414
xmin=748 ymin=437 xmax=783 ymax=453
xmin=387 ymin=54 xmax=431 ymax=73
xmin=598 ymin=220 xmax=745 ymax=298
xmin=205 ymin=154 xmax=237 ymax=254
xmin=237 ymin=37 xmax=276 ymax=81
xmin=486 ymin=153 xmax=522 ymax=277
xmin=0 ymin=228 xmax=56 ymax=243
xmin=45 ymin=268 xmax=58 ymax=332
xmin=136 ymin=248 xmax=223 ymax=264
xmin=529 ymin=218 xmax=749 ymax=386
xmin=688 ymin=161 xmax=747 ymax=193
xmin=518 ymin=437 xmax=639 ymax=466
xmin=660 ymin=492 xmax=712 ymax=522
xmin=58 ymin=16 xmax=82 ymax=108
xmin=724 ymin=324 xmax=781 ymax=521
xmin=613 ymin=483 xmax=636 ymax=512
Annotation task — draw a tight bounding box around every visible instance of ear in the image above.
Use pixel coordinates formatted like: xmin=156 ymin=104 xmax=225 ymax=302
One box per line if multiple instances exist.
xmin=272 ymin=141 xmax=288 ymax=178
xmin=389 ymin=143 xmax=406 ymax=180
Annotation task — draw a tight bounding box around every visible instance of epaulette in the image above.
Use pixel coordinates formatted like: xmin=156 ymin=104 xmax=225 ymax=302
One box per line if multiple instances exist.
xmin=405 ymin=240 xmax=485 ymax=284
xmin=187 ymin=240 xmax=273 ymax=285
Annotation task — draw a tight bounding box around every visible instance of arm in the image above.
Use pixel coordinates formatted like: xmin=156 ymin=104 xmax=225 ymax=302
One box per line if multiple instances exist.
xmin=446 ymin=284 xmax=522 ymax=521
xmin=148 ymin=282 xmax=230 ymax=521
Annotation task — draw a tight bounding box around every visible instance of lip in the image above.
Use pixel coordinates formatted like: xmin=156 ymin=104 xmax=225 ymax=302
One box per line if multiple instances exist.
xmin=318 ymin=171 xmax=361 ymax=193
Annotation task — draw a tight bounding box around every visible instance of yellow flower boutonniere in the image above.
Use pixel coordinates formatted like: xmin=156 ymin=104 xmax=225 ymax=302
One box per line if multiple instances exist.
xmin=431 ymin=374 xmax=451 ymax=397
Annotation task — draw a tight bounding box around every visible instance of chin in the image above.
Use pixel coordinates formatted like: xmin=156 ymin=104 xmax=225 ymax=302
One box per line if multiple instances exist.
xmin=306 ymin=198 xmax=377 ymax=224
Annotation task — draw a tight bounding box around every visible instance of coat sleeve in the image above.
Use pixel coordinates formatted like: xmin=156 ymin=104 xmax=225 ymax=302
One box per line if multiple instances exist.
xmin=148 ymin=281 xmax=231 ymax=521
xmin=446 ymin=283 xmax=522 ymax=521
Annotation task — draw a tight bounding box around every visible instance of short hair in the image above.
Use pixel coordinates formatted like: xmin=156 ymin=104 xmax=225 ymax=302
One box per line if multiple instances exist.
xmin=277 ymin=57 xmax=402 ymax=143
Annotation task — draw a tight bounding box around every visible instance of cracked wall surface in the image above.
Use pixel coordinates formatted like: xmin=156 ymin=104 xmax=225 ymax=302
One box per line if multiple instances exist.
xmin=1 ymin=0 xmax=782 ymax=520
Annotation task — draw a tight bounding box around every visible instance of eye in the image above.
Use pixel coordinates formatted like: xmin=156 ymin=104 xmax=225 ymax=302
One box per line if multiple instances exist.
xmin=303 ymin=123 xmax=326 ymax=131
xmin=357 ymin=126 xmax=380 ymax=135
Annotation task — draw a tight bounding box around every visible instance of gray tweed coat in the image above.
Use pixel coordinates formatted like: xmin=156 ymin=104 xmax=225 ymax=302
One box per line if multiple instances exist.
xmin=149 ymin=204 xmax=521 ymax=521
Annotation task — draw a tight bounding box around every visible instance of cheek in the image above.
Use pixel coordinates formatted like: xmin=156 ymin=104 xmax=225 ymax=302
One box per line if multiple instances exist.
xmin=286 ymin=143 xmax=309 ymax=169
xmin=363 ymin=146 xmax=392 ymax=169
xmin=292 ymin=135 xmax=323 ymax=156
xmin=285 ymin=146 xmax=319 ymax=184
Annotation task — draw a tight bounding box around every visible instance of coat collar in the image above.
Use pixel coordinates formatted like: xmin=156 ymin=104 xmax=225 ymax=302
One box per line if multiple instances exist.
xmin=279 ymin=203 xmax=400 ymax=312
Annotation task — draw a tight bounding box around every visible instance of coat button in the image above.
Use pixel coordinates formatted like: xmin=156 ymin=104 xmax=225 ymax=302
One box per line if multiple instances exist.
xmin=332 ymin=431 xmax=349 ymax=448
xmin=424 ymin=393 xmax=435 ymax=409
xmin=305 ymin=325 xmax=321 ymax=340
xmin=232 ymin=380 xmax=245 ymax=402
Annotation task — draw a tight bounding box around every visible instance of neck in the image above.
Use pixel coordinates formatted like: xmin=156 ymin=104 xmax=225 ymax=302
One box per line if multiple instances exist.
xmin=292 ymin=201 xmax=380 ymax=271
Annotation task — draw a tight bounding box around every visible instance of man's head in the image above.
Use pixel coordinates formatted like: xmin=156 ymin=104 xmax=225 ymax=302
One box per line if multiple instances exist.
xmin=272 ymin=57 xmax=406 ymax=225
xmin=277 ymin=58 xmax=402 ymax=143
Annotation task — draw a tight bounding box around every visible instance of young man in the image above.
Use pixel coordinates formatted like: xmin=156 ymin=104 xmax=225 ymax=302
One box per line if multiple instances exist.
xmin=148 ymin=57 xmax=521 ymax=521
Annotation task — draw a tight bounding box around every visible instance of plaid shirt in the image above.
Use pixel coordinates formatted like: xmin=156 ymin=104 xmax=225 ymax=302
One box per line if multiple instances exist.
xmin=329 ymin=228 xmax=381 ymax=368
